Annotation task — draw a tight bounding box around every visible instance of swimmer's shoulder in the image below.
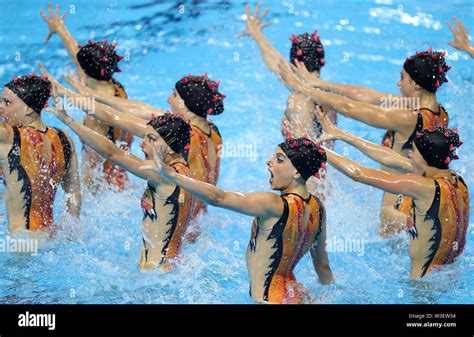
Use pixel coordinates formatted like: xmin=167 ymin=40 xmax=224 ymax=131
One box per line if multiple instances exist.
xmin=207 ymin=119 xmax=221 ymax=137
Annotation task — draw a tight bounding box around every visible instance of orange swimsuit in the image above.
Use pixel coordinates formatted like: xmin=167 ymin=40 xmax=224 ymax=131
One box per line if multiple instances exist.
xmin=102 ymin=79 xmax=134 ymax=190
xmin=139 ymin=162 xmax=194 ymax=268
xmin=383 ymin=105 xmax=449 ymax=221
xmin=248 ymin=193 xmax=324 ymax=304
xmin=407 ymin=173 xmax=469 ymax=277
xmin=183 ymin=122 xmax=222 ymax=219
xmin=5 ymin=126 xmax=72 ymax=231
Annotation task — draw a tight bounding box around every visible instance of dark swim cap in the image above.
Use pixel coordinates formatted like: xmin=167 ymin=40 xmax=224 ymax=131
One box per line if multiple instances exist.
xmin=414 ymin=127 xmax=462 ymax=169
xmin=4 ymin=74 xmax=52 ymax=114
xmin=403 ymin=48 xmax=451 ymax=93
xmin=147 ymin=112 xmax=191 ymax=154
xmin=289 ymin=31 xmax=325 ymax=72
xmin=278 ymin=137 xmax=327 ymax=181
xmin=175 ymin=74 xmax=225 ymax=118
xmin=76 ymin=39 xmax=124 ymax=81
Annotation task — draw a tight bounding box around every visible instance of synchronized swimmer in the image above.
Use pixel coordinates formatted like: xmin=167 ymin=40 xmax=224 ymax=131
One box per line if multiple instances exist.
xmin=0 ymin=3 xmax=470 ymax=304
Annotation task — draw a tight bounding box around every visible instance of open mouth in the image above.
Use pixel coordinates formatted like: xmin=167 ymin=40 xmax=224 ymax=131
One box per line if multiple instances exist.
xmin=268 ymin=169 xmax=274 ymax=185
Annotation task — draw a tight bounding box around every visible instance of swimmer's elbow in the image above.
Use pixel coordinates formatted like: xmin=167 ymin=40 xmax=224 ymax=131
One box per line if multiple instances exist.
xmin=349 ymin=167 xmax=365 ymax=183
xmin=207 ymin=189 xmax=231 ymax=207
xmin=207 ymin=191 xmax=224 ymax=207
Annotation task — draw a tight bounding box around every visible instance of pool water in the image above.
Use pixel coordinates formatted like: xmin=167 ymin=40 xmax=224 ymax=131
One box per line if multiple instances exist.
xmin=0 ymin=0 xmax=472 ymax=304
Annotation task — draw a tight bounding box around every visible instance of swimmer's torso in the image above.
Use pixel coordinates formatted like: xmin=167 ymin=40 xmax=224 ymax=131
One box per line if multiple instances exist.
xmin=1 ymin=126 xmax=71 ymax=232
xmin=183 ymin=122 xmax=222 ymax=218
xmin=407 ymin=172 xmax=469 ymax=278
xmin=380 ymin=105 xmax=449 ymax=233
xmin=246 ymin=193 xmax=324 ymax=304
xmin=139 ymin=162 xmax=194 ymax=270
xmin=283 ymin=93 xmax=336 ymax=197
xmin=83 ymin=79 xmax=133 ymax=190
xmin=282 ymin=93 xmax=337 ymax=142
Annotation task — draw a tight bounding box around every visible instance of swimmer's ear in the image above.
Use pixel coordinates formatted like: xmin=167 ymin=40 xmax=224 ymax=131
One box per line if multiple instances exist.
xmin=293 ymin=169 xmax=302 ymax=180
xmin=414 ymin=83 xmax=423 ymax=92
xmin=25 ymin=106 xmax=36 ymax=117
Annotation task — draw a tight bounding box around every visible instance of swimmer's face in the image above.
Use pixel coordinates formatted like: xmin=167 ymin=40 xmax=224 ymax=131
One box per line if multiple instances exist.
xmin=141 ymin=125 xmax=169 ymax=160
xmin=266 ymin=147 xmax=301 ymax=190
xmin=408 ymin=144 xmax=428 ymax=174
xmin=167 ymin=89 xmax=191 ymax=119
xmin=397 ymin=69 xmax=419 ymax=97
xmin=0 ymin=87 xmax=32 ymax=126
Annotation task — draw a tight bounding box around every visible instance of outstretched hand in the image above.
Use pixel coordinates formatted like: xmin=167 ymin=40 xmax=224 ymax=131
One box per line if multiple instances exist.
xmin=237 ymin=3 xmax=273 ymax=39
xmin=45 ymin=86 xmax=71 ymax=123
xmin=139 ymin=143 xmax=171 ymax=180
xmin=315 ymin=105 xmax=343 ymax=142
xmin=293 ymin=59 xmax=321 ymax=86
xmin=37 ymin=62 xmax=69 ymax=96
xmin=40 ymin=3 xmax=67 ymax=43
xmin=447 ymin=17 xmax=473 ymax=57
xmin=61 ymin=68 xmax=88 ymax=93
xmin=277 ymin=60 xmax=305 ymax=92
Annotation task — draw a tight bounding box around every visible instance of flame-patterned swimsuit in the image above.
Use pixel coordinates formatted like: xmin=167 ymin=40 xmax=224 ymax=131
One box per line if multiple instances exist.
xmin=382 ymin=105 xmax=449 ymax=223
xmin=139 ymin=162 xmax=194 ymax=269
xmin=3 ymin=126 xmax=72 ymax=231
xmin=246 ymin=193 xmax=324 ymax=304
xmin=406 ymin=173 xmax=469 ymax=277
xmin=182 ymin=122 xmax=222 ymax=219
xmin=102 ymin=79 xmax=134 ymax=190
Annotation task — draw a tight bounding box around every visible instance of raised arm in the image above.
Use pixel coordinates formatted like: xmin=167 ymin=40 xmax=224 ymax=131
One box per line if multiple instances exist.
xmin=447 ymin=17 xmax=474 ymax=58
xmin=144 ymin=146 xmax=284 ymax=219
xmin=325 ymin=148 xmax=433 ymax=201
xmin=237 ymin=4 xmax=286 ymax=76
xmin=64 ymin=92 xmax=146 ymax=138
xmin=62 ymin=70 xmax=166 ymax=120
xmin=40 ymin=4 xmax=81 ymax=68
xmin=278 ymin=61 xmax=417 ymax=134
xmin=59 ymin=131 xmax=82 ymax=218
xmin=316 ymin=107 xmax=414 ymax=172
xmin=39 ymin=63 xmax=147 ymax=138
xmin=293 ymin=61 xmax=399 ymax=105
xmin=48 ymin=92 xmax=161 ymax=183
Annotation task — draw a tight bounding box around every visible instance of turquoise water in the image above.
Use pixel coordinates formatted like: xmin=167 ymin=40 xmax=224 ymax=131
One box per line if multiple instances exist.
xmin=0 ymin=0 xmax=472 ymax=304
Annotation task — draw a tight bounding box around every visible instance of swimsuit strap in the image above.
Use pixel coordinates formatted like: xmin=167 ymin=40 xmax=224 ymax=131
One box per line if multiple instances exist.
xmin=281 ymin=192 xmax=312 ymax=203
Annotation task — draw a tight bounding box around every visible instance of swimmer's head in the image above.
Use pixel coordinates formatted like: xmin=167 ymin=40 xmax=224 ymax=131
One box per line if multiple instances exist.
xmin=267 ymin=137 xmax=327 ymax=190
xmin=410 ymin=126 xmax=462 ymax=172
xmin=142 ymin=112 xmax=191 ymax=159
xmin=1 ymin=74 xmax=52 ymax=125
xmin=289 ymin=31 xmax=325 ymax=73
xmin=399 ymin=48 xmax=451 ymax=96
xmin=76 ymin=39 xmax=124 ymax=81
xmin=173 ymin=74 xmax=225 ymax=119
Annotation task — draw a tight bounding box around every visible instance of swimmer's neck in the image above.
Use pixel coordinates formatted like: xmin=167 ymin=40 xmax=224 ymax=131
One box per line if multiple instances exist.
xmin=187 ymin=113 xmax=210 ymax=133
xmin=424 ymin=167 xmax=451 ymax=180
xmin=164 ymin=152 xmax=185 ymax=166
xmin=310 ymin=71 xmax=320 ymax=80
xmin=417 ymin=91 xmax=438 ymax=111
xmin=280 ymin=181 xmax=309 ymax=199
xmin=84 ymin=76 xmax=114 ymax=93
xmin=22 ymin=115 xmax=47 ymax=131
